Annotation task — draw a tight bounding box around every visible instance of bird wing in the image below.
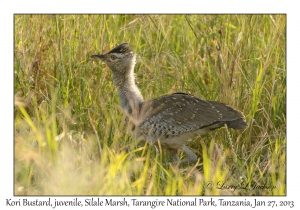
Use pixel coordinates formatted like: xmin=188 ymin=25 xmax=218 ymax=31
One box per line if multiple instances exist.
xmin=137 ymin=93 xmax=246 ymax=138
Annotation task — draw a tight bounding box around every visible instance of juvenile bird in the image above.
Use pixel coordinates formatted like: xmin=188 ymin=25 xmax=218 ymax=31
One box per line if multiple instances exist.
xmin=91 ymin=43 xmax=247 ymax=164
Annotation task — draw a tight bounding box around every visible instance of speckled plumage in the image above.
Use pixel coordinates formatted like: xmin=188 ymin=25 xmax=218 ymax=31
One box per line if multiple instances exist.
xmin=91 ymin=43 xmax=247 ymax=163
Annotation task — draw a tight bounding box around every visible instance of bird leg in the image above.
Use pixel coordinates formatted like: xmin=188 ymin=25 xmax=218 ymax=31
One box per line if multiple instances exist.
xmin=169 ymin=148 xmax=180 ymax=162
xmin=179 ymin=145 xmax=198 ymax=164
xmin=167 ymin=146 xmax=198 ymax=165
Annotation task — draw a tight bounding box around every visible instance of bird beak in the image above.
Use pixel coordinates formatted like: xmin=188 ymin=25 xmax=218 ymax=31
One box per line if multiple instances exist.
xmin=91 ymin=54 xmax=106 ymax=60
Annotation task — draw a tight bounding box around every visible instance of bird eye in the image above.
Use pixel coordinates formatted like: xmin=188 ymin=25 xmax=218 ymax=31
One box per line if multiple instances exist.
xmin=110 ymin=55 xmax=117 ymax=60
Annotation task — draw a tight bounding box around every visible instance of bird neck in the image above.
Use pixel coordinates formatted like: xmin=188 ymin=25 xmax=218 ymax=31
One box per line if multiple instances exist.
xmin=112 ymin=65 xmax=144 ymax=115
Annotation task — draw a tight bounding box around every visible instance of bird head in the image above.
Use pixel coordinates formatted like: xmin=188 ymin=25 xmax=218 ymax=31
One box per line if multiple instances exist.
xmin=91 ymin=43 xmax=136 ymax=75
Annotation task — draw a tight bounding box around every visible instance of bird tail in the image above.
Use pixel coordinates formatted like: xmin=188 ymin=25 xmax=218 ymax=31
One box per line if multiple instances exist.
xmin=225 ymin=118 xmax=248 ymax=130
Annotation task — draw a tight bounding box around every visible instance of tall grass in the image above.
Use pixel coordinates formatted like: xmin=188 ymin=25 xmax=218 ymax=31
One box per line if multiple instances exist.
xmin=14 ymin=14 xmax=286 ymax=195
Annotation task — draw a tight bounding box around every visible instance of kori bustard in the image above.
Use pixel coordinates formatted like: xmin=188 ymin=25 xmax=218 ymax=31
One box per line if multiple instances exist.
xmin=91 ymin=43 xmax=247 ymax=164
